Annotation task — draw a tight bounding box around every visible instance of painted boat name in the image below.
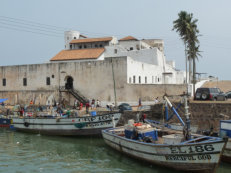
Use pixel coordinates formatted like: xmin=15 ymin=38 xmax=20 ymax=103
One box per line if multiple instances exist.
xmin=79 ymin=114 xmax=115 ymax=122
xmin=170 ymin=144 xmax=215 ymax=154
xmin=165 ymin=154 xmax=211 ymax=161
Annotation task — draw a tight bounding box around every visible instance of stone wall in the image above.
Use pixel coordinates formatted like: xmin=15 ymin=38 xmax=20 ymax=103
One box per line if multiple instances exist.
xmin=0 ymin=56 xmax=186 ymax=105
xmin=117 ymin=102 xmax=231 ymax=133
xmin=149 ymin=102 xmax=231 ymax=133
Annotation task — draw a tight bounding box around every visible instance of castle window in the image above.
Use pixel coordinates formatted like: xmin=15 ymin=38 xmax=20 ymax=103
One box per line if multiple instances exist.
xmin=79 ymin=45 xmax=82 ymax=49
xmin=130 ymin=47 xmax=133 ymax=50
xmin=99 ymin=44 xmax=103 ymax=47
xmin=52 ymin=75 xmax=55 ymax=78
xmin=70 ymin=45 xmax=72 ymax=49
xmin=84 ymin=45 xmax=87 ymax=48
xmin=23 ymin=78 xmax=27 ymax=86
xmin=139 ymin=76 xmax=141 ymax=84
xmin=67 ymin=37 xmax=69 ymax=40
xmin=114 ymin=49 xmax=117 ymax=54
xmin=2 ymin=78 xmax=6 ymax=86
xmin=133 ymin=76 xmax=136 ymax=83
xmin=95 ymin=44 xmax=98 ymax=48
xmin=74 ymin=37 xmax=76 ymax=39
xmin=158 ymin=78 xmax=160 ymax=82
xmin=145 ymin=76 xmax=147 ymax=83
xmin=46 ymin=77 xmax=50 ymax=85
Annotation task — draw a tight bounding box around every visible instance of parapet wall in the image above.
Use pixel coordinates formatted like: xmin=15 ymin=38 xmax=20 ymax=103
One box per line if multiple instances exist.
xmin=117 ymin=102 xmax=231 ymax=133
xmin=149 ymin=102 xmax=231 ymax=132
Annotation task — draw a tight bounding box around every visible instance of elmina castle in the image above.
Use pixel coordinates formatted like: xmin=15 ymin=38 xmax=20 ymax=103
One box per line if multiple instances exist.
xmin=0 ymin=31 xmax=186 ymax=105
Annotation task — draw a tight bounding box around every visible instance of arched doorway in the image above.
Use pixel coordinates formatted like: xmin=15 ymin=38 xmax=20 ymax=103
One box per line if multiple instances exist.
xmin=65 ymin=76 xmax=74 ymax=89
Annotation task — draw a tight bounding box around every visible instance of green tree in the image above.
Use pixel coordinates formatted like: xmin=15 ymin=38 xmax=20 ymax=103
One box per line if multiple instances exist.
xmin=173 ymin=11 xmax=201 ymax=96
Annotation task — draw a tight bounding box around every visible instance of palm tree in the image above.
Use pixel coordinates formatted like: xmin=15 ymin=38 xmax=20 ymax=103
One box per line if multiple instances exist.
xmin=173 ymin=11 xmax=192 ymax=85
xmin=186 ymin=13 xmax=201 ymax=96
xmin=187 ymin=40 xmax=201 ymax=96
xmin=173 ymin=11 xmax=201 ymax=96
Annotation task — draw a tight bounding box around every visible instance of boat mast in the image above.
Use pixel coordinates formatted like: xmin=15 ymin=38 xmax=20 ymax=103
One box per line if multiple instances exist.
xmin=184 ymin=95 xmax=191 ymax=140
xmin=111 ymin=58 xmax=117 ymax=107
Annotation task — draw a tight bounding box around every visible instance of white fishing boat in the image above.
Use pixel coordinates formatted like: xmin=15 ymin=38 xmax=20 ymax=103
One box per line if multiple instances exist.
xmin=102 ymin=126 xmax=226 ymax=173
xmin=102 ymin=96 xmax=227 ymax=173
xmin=12 ymin=112 xmax=121 ymax=136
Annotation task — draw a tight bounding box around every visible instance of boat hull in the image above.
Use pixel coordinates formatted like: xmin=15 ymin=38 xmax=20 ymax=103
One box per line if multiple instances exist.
xmin=12 ymin=113 xmax=121 ymax=136
xmin=222 ymin=139 xmax=231 ymax=163
xmin=0 ymin=118 xmax=11 ymax=127
xmin=102 ymin=129 xmax=226 ymax=173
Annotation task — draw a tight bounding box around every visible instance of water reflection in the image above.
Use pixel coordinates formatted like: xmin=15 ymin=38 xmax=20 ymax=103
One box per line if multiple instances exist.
xmin=0 ymin=128 xmax=230 ymax=173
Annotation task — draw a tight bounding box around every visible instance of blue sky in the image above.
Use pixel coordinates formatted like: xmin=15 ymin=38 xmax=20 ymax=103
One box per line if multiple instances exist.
xmin=0 ymin=0 xmax=231 ymax=80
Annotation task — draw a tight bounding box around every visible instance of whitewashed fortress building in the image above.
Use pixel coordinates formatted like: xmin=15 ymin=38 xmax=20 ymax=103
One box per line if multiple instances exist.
xmin=0 ymin=31 xmax=186 ymax=105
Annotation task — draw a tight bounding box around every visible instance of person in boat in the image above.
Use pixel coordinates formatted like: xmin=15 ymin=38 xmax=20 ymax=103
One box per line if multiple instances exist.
xmin=38 ymin=104 xmax=43 ymax=112
xmin=140 ymin=113 xmax=147 ymax=123
xmin=138 ymin=98 xmax=142 ymax=108
xmin=91 ymin=99 xmax=95 ymax=109
xmin=1 ymin=102 xmax=4 ymax=107
xmin=106 ymin=103 xmax=114 ymax=111
xmin=56 ymin=105 xmax=63 ymax=115
xmin=74 ymin=99 xmax=78 ymax=109
xmin=53 ymin=100 xmax=57 ymax=107
xmin=96 ymin=99 xmax=100 ymax=108
xmin=66 ymin=109 xmax=71 ymax=118
xmin=19 ymin=106 xmax=24 ymax=116
xmin=154 ymin=97 xmax=159 ymax=104
xmin=30 ymin=100 xmax=33 ymax=105
xmin=85 ymin=102 xmax=90 ymax=114
xmin=79 ymin=102 xmax=83 ymax=110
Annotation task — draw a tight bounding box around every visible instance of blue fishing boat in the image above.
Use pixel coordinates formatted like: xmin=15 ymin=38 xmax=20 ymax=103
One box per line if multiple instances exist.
xmin=0 ymin=98 xmax=11 ymax=127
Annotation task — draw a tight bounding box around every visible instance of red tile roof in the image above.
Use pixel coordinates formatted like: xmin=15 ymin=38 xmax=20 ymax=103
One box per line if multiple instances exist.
xmin=119 ymin=36 xmax=138 ymax=41
xmin=50 ymin=48 xmax=105 ymax=61
xmin=70 ymin=37 xmax=113 ymax=44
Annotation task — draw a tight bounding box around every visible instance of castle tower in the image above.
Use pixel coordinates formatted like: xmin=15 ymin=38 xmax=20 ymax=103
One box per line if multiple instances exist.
xmin=64 ymin=31 xmax=80 ymax=50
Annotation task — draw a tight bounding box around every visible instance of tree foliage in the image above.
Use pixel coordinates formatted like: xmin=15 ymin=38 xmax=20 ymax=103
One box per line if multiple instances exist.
xmin=173 ymin=11 xmax=201 ymax=95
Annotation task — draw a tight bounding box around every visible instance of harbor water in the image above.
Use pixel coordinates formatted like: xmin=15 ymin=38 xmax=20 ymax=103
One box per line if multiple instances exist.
xmin=0 ymin=128 xmax=230 ymax=173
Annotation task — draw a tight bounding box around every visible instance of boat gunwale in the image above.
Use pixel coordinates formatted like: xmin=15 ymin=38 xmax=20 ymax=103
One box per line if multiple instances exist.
xmin=102 ymin=127 xmax=226 ymax=147
xmin=11 ymin=112 xmax=121 ymax=121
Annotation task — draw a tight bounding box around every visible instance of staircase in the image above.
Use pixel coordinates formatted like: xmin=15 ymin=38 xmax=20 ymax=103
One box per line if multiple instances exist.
xmin=59 ymin=86 xmax=88 ymax=104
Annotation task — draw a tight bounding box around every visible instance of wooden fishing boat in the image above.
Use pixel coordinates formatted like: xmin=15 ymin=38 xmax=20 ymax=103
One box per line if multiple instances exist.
xmin=0 ymin=115 xmax=11 ymax=127
xmin=102 ymin=96 xmax=227 ymax=173
xmin=0 ymin=98 xmax=11 ymax=127
xmin=102 ymin=124 xmax=226 ymax=173
xmin=12 ymin=112 xmax=121 ymax=136
xmin=220 ymin=120 xmax=231 ymax=163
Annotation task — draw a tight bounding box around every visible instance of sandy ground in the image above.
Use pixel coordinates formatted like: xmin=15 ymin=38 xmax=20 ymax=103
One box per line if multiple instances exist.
xmin=202 ymin=80 xmax=231 ymax=92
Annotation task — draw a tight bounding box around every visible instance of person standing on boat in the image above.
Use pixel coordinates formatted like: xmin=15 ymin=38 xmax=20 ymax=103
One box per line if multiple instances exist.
xmin=91 ymin=99 xmax=95 ymax=109
xmin=96 ymin=99 xmax=100 ymax=108
xmin=1 ymin=102 xmax=4 ymax=107
xmin=138 ymin=98 xmax=142 ymax=108
xmin=154 ymin=97 xmax=159 ymax=104
xmin=79 ymin=102 xmax=83 ymax=110
xmin=56 ymin=105 xmax=63 ymax=116
xmin=140 ymin=113 xmax=147 ymax=123
xmin=85 ymin=102 xmax=90 ymax=114
xmin=74 ymin=99 xmax=78 ymax=109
